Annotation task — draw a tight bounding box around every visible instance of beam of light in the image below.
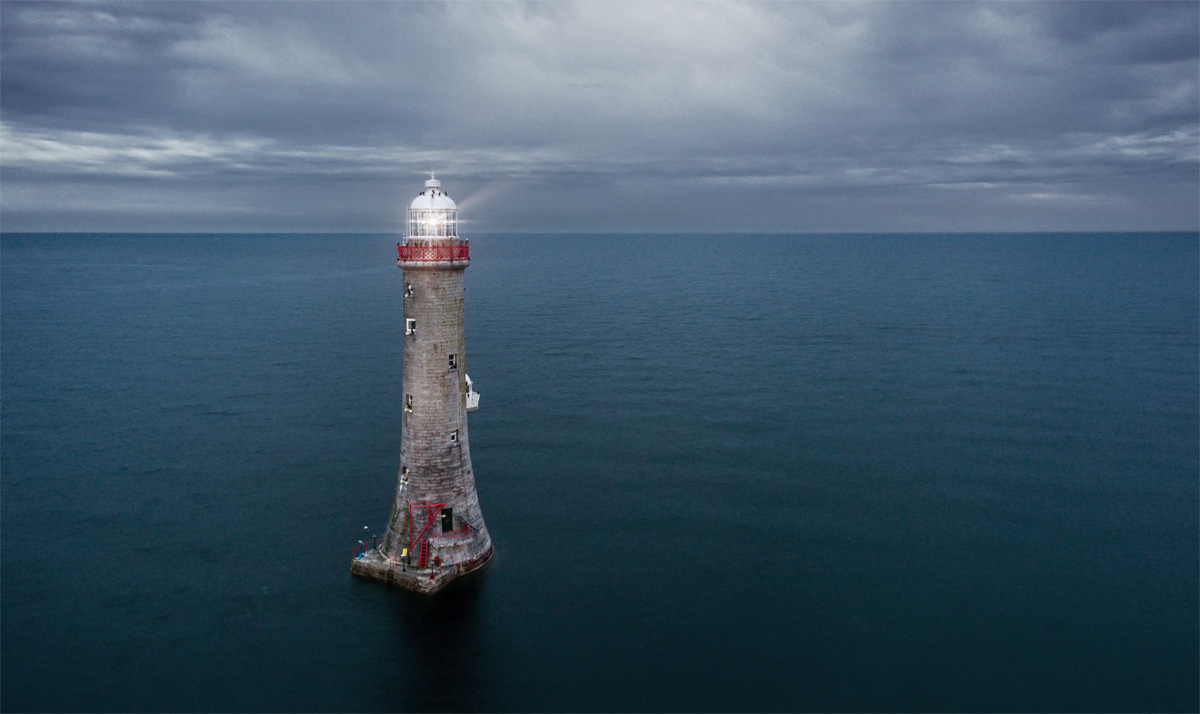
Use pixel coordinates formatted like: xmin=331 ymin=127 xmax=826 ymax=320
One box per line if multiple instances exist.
xmin=456 ymin=181 xmax=515 ymax=214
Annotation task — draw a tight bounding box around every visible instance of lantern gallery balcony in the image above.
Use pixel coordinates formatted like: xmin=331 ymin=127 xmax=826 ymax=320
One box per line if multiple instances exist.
xmin=397 ymin=241 xmax=470 ymax=263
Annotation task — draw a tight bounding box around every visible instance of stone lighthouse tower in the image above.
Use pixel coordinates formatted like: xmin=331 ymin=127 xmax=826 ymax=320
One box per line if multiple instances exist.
xmin=352 ymin=177 xmax=494 ymax=594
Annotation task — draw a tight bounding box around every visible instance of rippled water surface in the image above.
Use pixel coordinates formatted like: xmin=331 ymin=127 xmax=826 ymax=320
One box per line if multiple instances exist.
xmin=2 ymin=233 xmax=1197 ymax=712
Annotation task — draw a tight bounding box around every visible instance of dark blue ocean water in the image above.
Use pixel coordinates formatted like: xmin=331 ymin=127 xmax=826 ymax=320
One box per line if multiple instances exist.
xmin=2 ymin=232 xmax=1196 ymax=712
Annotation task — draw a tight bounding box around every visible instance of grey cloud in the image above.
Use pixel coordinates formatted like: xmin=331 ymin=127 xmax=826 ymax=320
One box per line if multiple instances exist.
xmin=1 ymin=0 xmax=1196 ymax=232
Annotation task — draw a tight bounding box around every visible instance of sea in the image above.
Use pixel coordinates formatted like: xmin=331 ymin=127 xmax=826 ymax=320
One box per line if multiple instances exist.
xmin=2 ymin=232 xmax=1197 ymax=713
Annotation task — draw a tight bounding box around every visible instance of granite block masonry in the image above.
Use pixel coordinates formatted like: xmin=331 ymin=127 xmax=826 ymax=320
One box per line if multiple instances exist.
xmin=351 ymin=178 xmax=494 ymax=594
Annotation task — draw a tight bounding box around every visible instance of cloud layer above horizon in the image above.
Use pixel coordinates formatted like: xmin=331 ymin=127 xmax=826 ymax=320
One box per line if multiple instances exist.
xmin=2 ymin=1 xmax=1197 ymax=232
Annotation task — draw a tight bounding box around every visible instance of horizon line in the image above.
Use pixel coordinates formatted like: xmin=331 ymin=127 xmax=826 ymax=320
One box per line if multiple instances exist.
xmin=3 ymin=229 xmax=1198 ymax=236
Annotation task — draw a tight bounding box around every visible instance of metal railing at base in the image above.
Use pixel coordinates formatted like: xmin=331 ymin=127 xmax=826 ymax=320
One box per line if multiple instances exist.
xmin=352 ymin=536 xmax=381 ymax=560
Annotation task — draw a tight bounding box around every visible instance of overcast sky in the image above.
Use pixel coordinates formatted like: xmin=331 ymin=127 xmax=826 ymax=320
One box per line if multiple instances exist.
xmin=1 ymin=1 xmax=1196 ymax=233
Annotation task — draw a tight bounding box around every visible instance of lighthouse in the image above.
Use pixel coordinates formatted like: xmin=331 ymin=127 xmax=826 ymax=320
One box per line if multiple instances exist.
xmin=351 ymin=177 xmax=494 ymax=594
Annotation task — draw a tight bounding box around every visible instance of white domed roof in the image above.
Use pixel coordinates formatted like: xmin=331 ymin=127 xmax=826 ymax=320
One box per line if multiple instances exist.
xmin=409 ymin=178 xmax=456 ymax=211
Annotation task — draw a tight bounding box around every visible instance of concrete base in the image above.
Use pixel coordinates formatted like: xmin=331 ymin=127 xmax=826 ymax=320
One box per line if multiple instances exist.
xmin=351 ymin=545 xmax=493 ymax=595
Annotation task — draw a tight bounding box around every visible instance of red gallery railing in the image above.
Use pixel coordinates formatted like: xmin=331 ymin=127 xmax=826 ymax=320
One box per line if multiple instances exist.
xmin=397 ymin=243 xmax=469 ymax=262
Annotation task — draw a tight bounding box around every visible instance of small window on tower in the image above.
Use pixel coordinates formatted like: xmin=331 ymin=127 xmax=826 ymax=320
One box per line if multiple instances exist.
xmin=405 ymin=395 xmax=413 ymax=412
xmin=450 ymin=429 xmax=459 ymax=443
xmin=405 ymin=284 xmax=414 ymax=298
xmin=405 ymin=318 xmax=416 ymax=335
xmin=401 ymin=466 xmax=409 ymax=479
xmin=448 ymin=353 xmax=457 ymax=370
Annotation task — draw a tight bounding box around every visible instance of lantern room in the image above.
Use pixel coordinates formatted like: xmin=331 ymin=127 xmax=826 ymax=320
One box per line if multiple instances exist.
xmin=408 ymin=178 xmax=457 ymax=238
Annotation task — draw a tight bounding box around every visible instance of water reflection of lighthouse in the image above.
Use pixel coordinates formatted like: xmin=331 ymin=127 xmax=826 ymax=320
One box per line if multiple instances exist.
xmin=351 ymin=177 xmax=494 ymax=594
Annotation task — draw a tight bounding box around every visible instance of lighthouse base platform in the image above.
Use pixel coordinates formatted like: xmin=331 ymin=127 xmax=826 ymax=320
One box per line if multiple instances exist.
xmin=351 ymin=545 xmax=493 ymax=595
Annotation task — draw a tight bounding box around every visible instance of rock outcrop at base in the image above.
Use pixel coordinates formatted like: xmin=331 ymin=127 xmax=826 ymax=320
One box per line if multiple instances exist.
xmin=351 ymin=545 xmax=493 ymax=595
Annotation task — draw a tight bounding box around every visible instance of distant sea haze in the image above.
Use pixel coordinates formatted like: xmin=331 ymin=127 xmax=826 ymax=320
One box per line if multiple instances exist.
xmin=2 ymin=232 xmax=1196 ymax=712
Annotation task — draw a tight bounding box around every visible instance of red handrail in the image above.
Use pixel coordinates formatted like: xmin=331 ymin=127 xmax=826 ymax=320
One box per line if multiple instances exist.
xmin=352 ymin=536 xmax=380 ymax=560
xmin=397 ymin=244 xmax=469 ymax=262
xmin=408 ymin=503 xmax=444 ymax=551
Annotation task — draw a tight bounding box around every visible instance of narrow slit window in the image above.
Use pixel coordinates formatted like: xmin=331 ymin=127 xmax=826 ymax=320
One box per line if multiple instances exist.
xmin=448 ymin=353 xmax=457 ymax=370
xmin=405 ymin=283 xmax=414 ymax=298
xmin=405 ymin=318 xmax=416 ymax=335
xmin=450 ymin=429 xmax=458 ymax=443
xmin=401 ymin=466 xmax=409 ymax=479
xmin=405 ymin=394 xmax=413 ymax=412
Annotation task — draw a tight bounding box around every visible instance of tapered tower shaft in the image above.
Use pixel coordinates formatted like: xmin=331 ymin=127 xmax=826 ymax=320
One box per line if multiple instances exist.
xmin=352 ymin=178 xmax=493 ymax=594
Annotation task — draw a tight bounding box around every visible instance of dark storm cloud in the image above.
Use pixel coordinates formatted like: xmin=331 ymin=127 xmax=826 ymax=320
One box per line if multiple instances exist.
xmin=1 ymin=1 xmax=1196 ymax=232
